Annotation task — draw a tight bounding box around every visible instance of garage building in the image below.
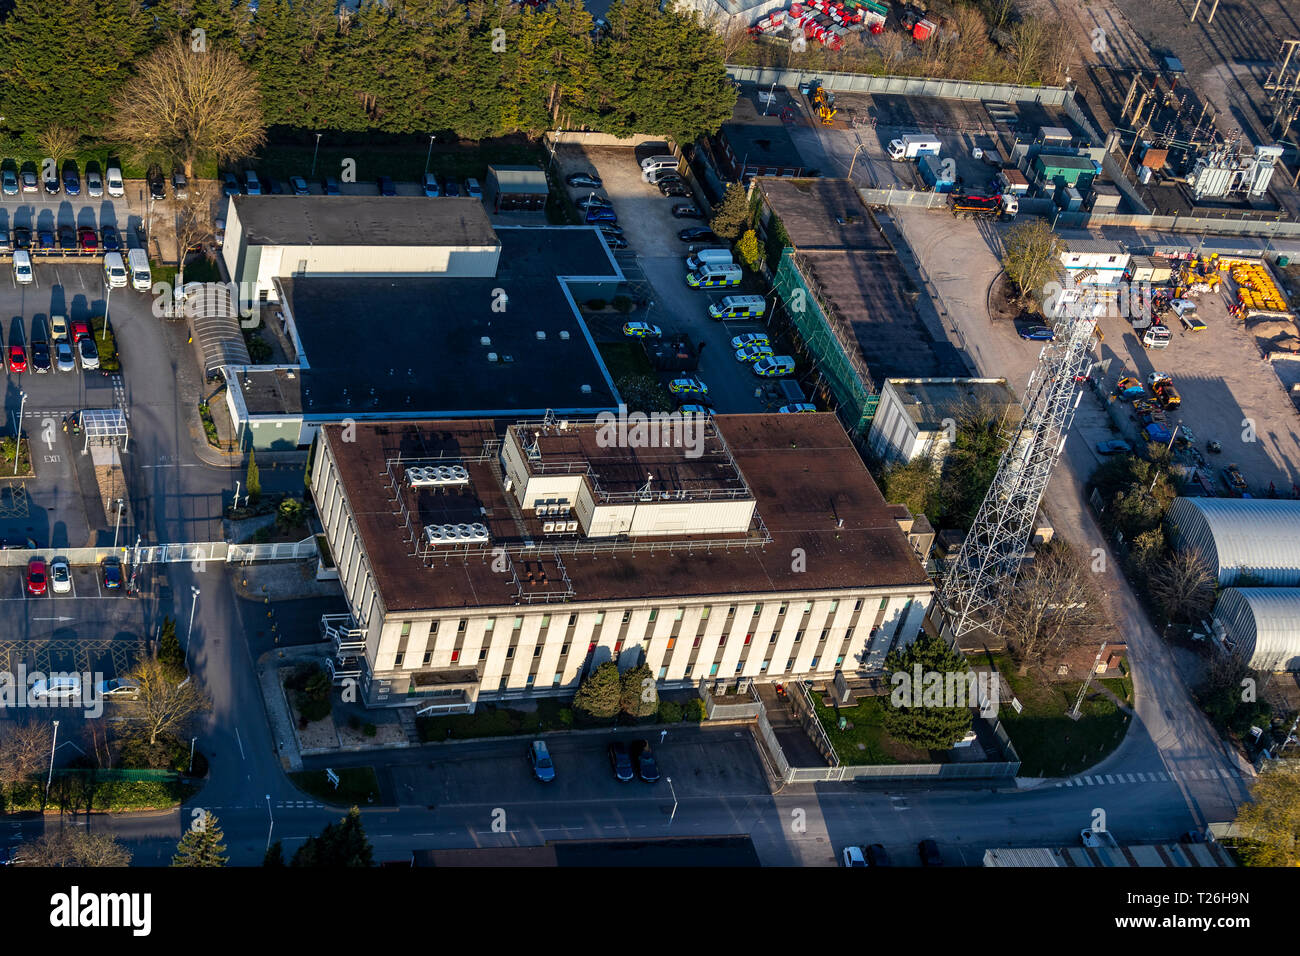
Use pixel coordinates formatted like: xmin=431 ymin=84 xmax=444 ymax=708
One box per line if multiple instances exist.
xmin=1212 ymin=587 xmax=1300 ymax=671
xmin=484 ymin=165 xmax=549 ymax=213
xmin=1166 ymin=497 xmax=1300 ymax=586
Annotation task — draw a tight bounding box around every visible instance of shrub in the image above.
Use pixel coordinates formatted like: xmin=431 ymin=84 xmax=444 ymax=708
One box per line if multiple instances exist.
xmin=612 ymin=295 xmax=634 ymax=313
xmin=584 ymin=298 xmax=607 ymax=311
xmin=348 ymin=715 xmax=361 ymax=730
xmin=557 ymin=707 xmax=574 ymax=728
xmin=277 ymin=497 xmax=306 ymax=532
xmin=363 ymin=723 xmax=377 ymax=738
xmin=253 ymin=527 xmax=272 ymax=544
xmin=684 ymin=699 xmax=707 ymax=723
xmin=574 ymin=662 xmax=621 ymax=721
xmin=293 ymin=665 xmax=333 ymax=723
xmin=657 ymin=700 xmax=684 ymax=723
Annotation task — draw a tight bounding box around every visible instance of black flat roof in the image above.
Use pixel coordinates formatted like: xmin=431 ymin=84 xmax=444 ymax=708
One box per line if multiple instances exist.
xmin=279 ymin=227 xmax=621 ymax=418
xmin=232 ymin=195 xmax=499 ymax=247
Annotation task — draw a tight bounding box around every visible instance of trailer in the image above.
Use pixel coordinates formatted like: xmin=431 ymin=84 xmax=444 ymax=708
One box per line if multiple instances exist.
xmin=887 ymin=134 xmax=941 ymax=162
xmin=949 ymin=190 xmax=1017 ymax=219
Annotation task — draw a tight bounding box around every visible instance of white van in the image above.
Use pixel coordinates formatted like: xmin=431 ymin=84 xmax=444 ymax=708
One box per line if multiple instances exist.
xmin=127 ymin=249 xmax=151 ymax=291
xmin=686 ymin=248 xmax=733 ymax=272
xmin=686 ymin=263 xmax=743 ymax=289
xmin=12 ymin=250 xmax=33 ymax=285
xmin=709 ymin=294 xmax=767 ymax=320
xmin=30 ymin=675 xmax=82 ymax=702
xmin=106 ymin=166 xmax=125 ymax=198
xmin=103 ymin=252 xmax=127 ymax=289
xmin=640 ymin=154 xmax=679 ymax=170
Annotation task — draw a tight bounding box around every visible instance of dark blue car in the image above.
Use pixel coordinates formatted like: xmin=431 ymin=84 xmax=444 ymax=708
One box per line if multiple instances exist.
xmin=321 ymin=176 xmax=340 ymax=196
xmin=61 ymin=162 xmax=80 ymax=196
xmin=221 ymin=172 xmax=241 ymax=196
xmin=585 ymin=206 xmax=617 ymax=224
xmin=377 ymin=175 xmax=396 ymax=196
xmin=1019 ymin=326 xmax=1055 ymax=341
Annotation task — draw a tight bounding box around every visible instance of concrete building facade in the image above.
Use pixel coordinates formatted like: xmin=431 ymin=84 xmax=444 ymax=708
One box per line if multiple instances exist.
xmin=311 ymin=413 xmax=933 ymax=711
xmin=868 ymin=378 xmax=1020 ymax=464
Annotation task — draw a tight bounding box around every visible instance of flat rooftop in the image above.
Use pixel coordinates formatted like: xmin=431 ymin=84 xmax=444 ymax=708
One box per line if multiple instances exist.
xmin=800 ymin=249 xmax=968 ymax=381
xmin=278 ymin=227 xmax=621 ymax=418
xmin=325 ymin=413 xmax=931 ymax=613
xmin=758 ymin=179 xmax=893 ymax=251
xmin=231 ymin=195 xmax=499 ymax=247
xmin=722 ymin=94 xmax=807 ymax=171
xmin=886 ymin=378 xmax=1021 ymax=431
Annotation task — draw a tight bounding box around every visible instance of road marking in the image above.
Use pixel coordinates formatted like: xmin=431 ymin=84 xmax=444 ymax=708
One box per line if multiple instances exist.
xmin=1104 ymin=775 xmax=1115 ymax=784
xmin=32 ymin=615 xmax=75 ymax=622
xmin=1155 ymin=771 xmax=1168 ymax=781
xmin=235 ymin=728 xmax=245 ymax=760
xmin=1135 ymin=772 xmax=1147 ymax=782
xmin=1083 ymin=776 xmax=1094 ymax=785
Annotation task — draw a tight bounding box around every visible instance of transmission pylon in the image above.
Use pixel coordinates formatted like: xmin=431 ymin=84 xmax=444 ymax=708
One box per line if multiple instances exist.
xmin=939 ymin=290 xmax=1097 ymax=638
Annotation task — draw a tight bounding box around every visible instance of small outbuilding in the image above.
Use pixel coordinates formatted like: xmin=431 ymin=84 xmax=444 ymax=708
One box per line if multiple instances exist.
xmin=484 ymin=165 xmax=549 ymax=213
xmin=1167 ymin=497 xmax=1300 ymax=586
xmin=1212 ymin=587 xmax=1300 ymax=671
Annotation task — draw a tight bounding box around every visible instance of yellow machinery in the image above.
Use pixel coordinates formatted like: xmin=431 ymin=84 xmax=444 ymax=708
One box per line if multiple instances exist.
xmin=811 ymin=84 xmax=837 ymax=126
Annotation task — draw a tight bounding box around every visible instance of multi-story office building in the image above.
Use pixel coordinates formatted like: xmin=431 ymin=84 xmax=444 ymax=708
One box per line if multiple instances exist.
xmin=311 ymin=412 xmax=933 ymax=711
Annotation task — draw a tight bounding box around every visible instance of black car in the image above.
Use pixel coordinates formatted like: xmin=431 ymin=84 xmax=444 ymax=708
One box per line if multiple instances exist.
xmin=597 ymin=224 xmax=624 ymax=238
xmin=604 ymin=235 xmax=629 ymax=250
xmin=30 ymin=339 xmax=50 ymax=373
xmin=566 ymin=171 xmax=602 ymax=189
xmin=866 ymin=844 xmax=891 ymax=866
xmin=659 ymin=181 xmax=691 ymax=197
xmin=100 ymin=225 xmax=121 ymax=252
xmin=672 ymin=205 xmax=705 ymax=220
xmin=442 ymin=177 xmax=461 ymax=197
xmin=630 ymin=739 xmax=659 ymax=783
xmin=57 ymin=225 xmax=76 ymax=251
xmin=608 ymin=741 xmax=634 ymax=782
xmin=918 ymin=839 xmax=943 ymax=867
xmin=146 ymin=164 xmax=166 ymax=200
xmin=13 ymin=226 xmax=32 ymax=250
xmin=321 ymin=176 xmax=341 ymax=195
xmin=42 ymin=172 xmax=60 ymax=196
xmin=264 ymin=176 xmax=285 ymax=195
xmin=678 ymin=226 xmax=715 ymax=241
xmin=61 ymin=161 xmax=80 ymax=196
xmin=377 ymin=175 xmax=397 ymax=196
xmin=221 ymin=172 xmax=242 ymax=196
xmin=575 ymin=194 xmax=613 ymax=210
xmin=172 ymin=169 xmax=189 ymax=199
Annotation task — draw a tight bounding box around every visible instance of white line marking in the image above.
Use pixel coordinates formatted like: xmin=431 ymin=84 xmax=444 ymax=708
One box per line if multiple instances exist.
xmin=235 ymin=728 xmax=245 ymax=760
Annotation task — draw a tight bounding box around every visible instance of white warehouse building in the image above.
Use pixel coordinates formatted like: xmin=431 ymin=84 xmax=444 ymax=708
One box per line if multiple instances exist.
xmin=868 ymin=378 xmax=1021 ymax=465
xmin=1212 ymin=588 xmax=1300 ymax=672
xmin=1166 ymin=497 xmax=1300 ymax=586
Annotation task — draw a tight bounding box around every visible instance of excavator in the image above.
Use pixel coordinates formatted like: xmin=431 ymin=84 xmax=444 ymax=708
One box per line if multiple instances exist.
xmin=809 ymin=83 xmax=837 ymax=126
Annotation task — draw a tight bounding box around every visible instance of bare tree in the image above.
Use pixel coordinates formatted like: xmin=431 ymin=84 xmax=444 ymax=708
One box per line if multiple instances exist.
xmin=1002 ymin=219 xmax=1064 ymax=302
xmin=128 ymin=656 xmax=211 ymax=747
xmin=174 ymin=184 xmax=218 ymax=273
xmin=20 ymin=829 xmax=132 ymax=867
xmin=1040 ymin=19 xmax=1076 ymax=86
xmin=990 ymin=0 xmax=1015 ymax=31
xmin=0 ymin=721 xmax=54 ymax=791
xmin=36 ymin=126 xmax=80 ymax=170
xmin=1147 ymin=548 xmax=1217 ymax=626
xmin=108 ymin=35 xmax=266 ymax=179
xmin=999 ymin=540 xmax=1100 ymax=672
xmin=1008 ymin=17 xmax=1048 ymax=86
xmin=874 ymin=30 xmax=908 ymax=74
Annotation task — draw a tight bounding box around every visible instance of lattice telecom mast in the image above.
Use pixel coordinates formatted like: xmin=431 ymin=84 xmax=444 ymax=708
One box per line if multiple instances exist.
xmin=939 ymin=295 xmax=1097 ymax=638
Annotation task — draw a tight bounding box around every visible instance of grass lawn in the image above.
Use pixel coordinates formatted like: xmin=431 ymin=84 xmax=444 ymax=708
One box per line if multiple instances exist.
xmin=289 ymin=766 xmax=381 ymax=806
xmin=598 ymin=341 xmax=654 ymax=380
xmin=255 ymin=136 xmax=546 ymax=184
xmin=90 ymin=315 xmax=120 ymax=372
xmin=152 ymin=264 xmax=178 ymax=289
xmin=183 ymin=255 xmax=222 ymax=283
xmin=992 ymin=653 xmax=1133 ymax=777
xmin=417 ymin=699 xmax=573 ymax=742
xmin=810 ymin=695 xmax=931 ymax=765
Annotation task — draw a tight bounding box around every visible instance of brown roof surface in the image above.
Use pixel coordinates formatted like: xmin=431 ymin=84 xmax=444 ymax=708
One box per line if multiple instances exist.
xmin=324 ymin=414 xmax=930 ymax=614
xmin=758 ymin=178 xmax=893 ymax=251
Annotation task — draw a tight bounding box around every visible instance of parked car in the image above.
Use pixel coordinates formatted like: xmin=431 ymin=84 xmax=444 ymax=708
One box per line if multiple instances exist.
xmin=321 ymin=176 xmax=341 ymax=196
xmin=172 ymin=169 xmax=189 ymax=199
xmin=603 ymin=235 xmax=628 ymax=250
xmin=527 ymin=739 xmax=555 ymax=782
xmin=731 ymin=333 xmax=769 ymax=350
xmin=30 ymin=326 xmax=50 ymax=373
xmin=421 ymin=172 xmax=440 ymax=197
xmin=42 ymin=170 xmax=60 ymax=195
xmin=72 ymin=320 xmax=89 ymax=342
xmin=57 ymin=225 xmax=76 ymax=251
xmin=779 ymin=403 xmax=817 ymax=413
xmin=1019 ymin=325 xmax=1055 ymax=341
xmin=26 ymin=559 xmax=46 ymax=596
xmin=1146 ymin=371 xmax=1173 ymax=389
xmin=607 ymin=741 xmax=634 ymax=782
xmin=597 ymin=224 xmax=624 ymax=238
xmin=147 ymin=164 xmax=166 ymax=199
xmin=1180 ymin=311 xmax=1207 ymax=332
xmin=584 ymin=207 xmax=617 ymax=224
xmin=100 ymin=225 xmax=121 ymax=252
xmin=1080 ymin=828 xmax=1119 ymax=849
xmin=221 ymin=172 xmax=242 ymax=196
xmin=465 ymin=177 xmax=482 ymax=199
xmin=442 ymin=177 xmax=461 ymax=197
xmin=78 ymin=337 xmax=100 ymax=370
xmin=575 ymin=194 xmax=613 ymax=210
xmin=658 ymin=180 xmax=691 ymax=198
xmin=842 ymin=846 xmax=868 ymax=867
xmin=85 ymin=165 xmax=104 ymax=198
xmin=61 ymin=161 xmax=80 ymax=196
xmin=19 ymin=163 xmax=38 ymax=193
xmin=678 ymin=227 xmax=715 ymax=242
xmin=264 ymin=176 xmax=284 ymax=195
xmin=105 ymin=165 xmax=124 ymax=197
xmin=735 ymin=344 xmax=775 ymax=363
xmin=918 ymin=839 xmax=943 ymax=866
xmin=242 ymin=170 xmax=261 ymax=195
xmin=1095 ymin=439 xmax=1132 ymax=455
xmin=7 ymin=344 xmax=24 ymax=373
xmin=78 ymin=227 xmax=98 ymax=252
xmin=866 ymin=844 xmax=891 ymax=866
xmin=290 ymin=175 xmax=310 ymax=196
xmin=668 ymin=376 xmax=708 ymax=396
xmin=50 ymin=558 xmax=71 ymax=594
xmin=673 ymin=206 xmax=705 ymax=220
xmin=752 ymin=355 xmax=795 ymax=377
xmin=97 ymin=677 xmax=140 ymax=699
xmin=55 ymin=341 xmax=76 ymax=373
xmin=102 ymin=557 xmax=122 ymax=589
xmin=13 ymin=227 xmax=31 ymax=250
xmin=566 ymin=171 xmax=602 ymax=189
xmin=0 ymin=166 xmax=17 ymax=195
xmin=377 ymin=175 xmax=397 ymax=196
xmin=0 ymin=228 xmax=9 ymax=255
xmin=678 ymin=404 xmax=715 ymax=416
xmin=622 ymin=322 xmax=662 ymax=338
xmin=630 ymin=739 xmax=660 ymax=782
xmin=37 ymin=228 xmax=55 ymax=251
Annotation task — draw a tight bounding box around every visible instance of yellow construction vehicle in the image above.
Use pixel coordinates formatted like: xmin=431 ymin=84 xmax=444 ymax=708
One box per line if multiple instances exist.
xmin=811 ymin=84 xmax=837 ymax=126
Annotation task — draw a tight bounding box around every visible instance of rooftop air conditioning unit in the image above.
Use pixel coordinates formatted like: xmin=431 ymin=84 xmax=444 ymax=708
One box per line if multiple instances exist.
xmin=480 ymin=336 xmax=492 ymax=346
xmin=566 ymin=520 xmax=578 ymax=532
xmin=536 ymin=331 xmax=547 ymax=340
xmin=559 ymin=331 xmax=570 ymax=340
xmin=543 ymin=522 xmax=556 ymax=533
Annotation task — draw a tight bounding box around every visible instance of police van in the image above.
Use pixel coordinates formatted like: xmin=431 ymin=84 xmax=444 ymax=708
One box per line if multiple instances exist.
xmin=708 ymin=294 xmax=767 ymax=320
xmin=685 ymin=248 xmax=732 ymax=272
xmin=686 ymin=264 xmax=742 ymax=289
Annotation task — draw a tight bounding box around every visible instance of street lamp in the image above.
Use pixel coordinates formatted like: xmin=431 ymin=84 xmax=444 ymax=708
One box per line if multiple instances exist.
xmin=113 ymin=498 xmax=124 ymax=549
xmin=13 ymin=389 xmax=26 ymax=476
xmin=666 ymin=776 xmax=678 ymax=827
xmin=186 ymin=586 xmax=200 ymax=673
xmin=424 ymin=135 xmax=436 ymax=174
xmin=265 ymin=794 xmax=274 ymax=850
xmin=45 ymin=720 xmax=59 ymax=804
xmin=846 ymin=143 xmax=869 ymax=183
xmin=310 ymin=133 xmax=323 ymax=178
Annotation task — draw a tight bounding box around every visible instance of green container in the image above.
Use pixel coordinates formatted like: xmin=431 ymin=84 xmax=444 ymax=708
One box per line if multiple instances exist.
xmin=1279 ymin=255 xmax=1290 ymax=267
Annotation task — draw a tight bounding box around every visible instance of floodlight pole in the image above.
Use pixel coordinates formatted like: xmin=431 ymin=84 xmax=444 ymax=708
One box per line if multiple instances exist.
xmin=13 ymin=390 xmax=25 ymax=475
xmin=310 ymin=133 xmax=323 ymax=178
xmin=45 ymin=720 xmax=59 ymax=804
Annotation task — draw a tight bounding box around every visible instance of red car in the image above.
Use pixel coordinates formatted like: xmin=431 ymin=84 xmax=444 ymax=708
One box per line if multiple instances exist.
xmin=77 ymin=227 xmax=97 ymax=251
xmin=8 ymin=344 xmax=25 ymax=373
xmin=72 ymin=321 xmax=89 ymax=342
xmin=26 ymin=559 xmax=46 ymax=596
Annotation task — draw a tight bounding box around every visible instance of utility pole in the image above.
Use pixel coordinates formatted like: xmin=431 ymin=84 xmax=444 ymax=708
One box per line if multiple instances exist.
xmin=1068 ymin=644 xmax=1108 ymax=720
xmin=1264 ymin=41 xmax=1300 ymax=137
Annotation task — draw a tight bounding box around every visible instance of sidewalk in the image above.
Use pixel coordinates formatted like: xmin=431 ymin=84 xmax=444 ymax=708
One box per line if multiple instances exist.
xmin=234 ymin=559 xmax=342 ymax=602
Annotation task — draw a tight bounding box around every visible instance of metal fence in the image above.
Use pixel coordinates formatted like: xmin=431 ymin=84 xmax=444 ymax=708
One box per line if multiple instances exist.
xmin=699 ymin=679 xmax=763 ymax=720
xmin=0 ymin=536 xmax=318 ymax=568
xmin=725 ymin=66 xmax=1068 ymax=105
xmin=755 ymin=706 xmax=792 ymax=780
xmin=789 ymin=679 xmax=840 ymax=766
xmin=784 ymin=760 xmax=1020 ymax=782
xmin=858 ymin=187 xmax=948 ymax=209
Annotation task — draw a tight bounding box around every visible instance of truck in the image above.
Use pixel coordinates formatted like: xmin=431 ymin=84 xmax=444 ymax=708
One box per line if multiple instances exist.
xmin=888 ymin=134 xmax=941 ymax=162
xmin=949 ymin=190 xmax=1018 ymax=219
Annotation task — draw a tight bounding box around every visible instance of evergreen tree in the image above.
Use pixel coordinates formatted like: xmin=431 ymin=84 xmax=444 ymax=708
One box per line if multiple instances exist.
xmin=709 ymin=182 xmax=749 ymax=240
xmin=263 ymin=840 xmax=285 ymax=866
xmin=291 ymin=807 xmax=374 ymax=867
xmin=172 ymin=812 xmax=229 ymax=866
xmin=573 ymin=661 xmax=621 ymax=720
xmin=620 ymin=663 xmax=658 ymax=718
xmin=245 ymin=447 xmax=261 ymax=502
xmin=157 ymin=616 xmax=187 ymax=680
xmin=880 ymin=632 xmax=974 ymax=751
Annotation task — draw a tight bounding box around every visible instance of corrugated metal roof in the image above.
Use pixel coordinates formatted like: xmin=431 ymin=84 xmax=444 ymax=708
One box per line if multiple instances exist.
xmin=488 ymin=165 xmax=547 ymax=193
xmin=1167 ymin=497 xmax=1300 ymax=586
xmin=1213 ymin=587 xmax=1300 ymax=671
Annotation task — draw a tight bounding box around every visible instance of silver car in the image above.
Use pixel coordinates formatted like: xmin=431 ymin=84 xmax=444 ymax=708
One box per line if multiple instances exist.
xmin=55 ymin=342 xmax=76 ymax=373
xmin=78 ymin=337 xmax=100 ymax=370
xmin=50 ymin=559 xmax=71 ymax=594
xmin=86 ymin=169 xmax=104 ymax=198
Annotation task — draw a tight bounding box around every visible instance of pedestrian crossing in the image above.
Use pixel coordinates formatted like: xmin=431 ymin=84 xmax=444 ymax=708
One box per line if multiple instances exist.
xmin=1053 ymin=767 xmax=1246 ymax=788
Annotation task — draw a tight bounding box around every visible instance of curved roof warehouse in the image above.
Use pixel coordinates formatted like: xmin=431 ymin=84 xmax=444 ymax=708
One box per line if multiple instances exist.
xmin=1166 ymin=497 xmax=1300 ymax=586
xmin=1212 ymin=587 xmax=1300 ymax=671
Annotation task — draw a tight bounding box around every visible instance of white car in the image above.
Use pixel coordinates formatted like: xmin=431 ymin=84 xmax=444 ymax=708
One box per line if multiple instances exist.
xmin=735 ymin=344 xmax=774 ymax=363
xmin=752 ymin=355 xmax=796 ymax=377
xmin=622 ymin=321 xmax=662 ymax=338
xmin=86 ymin=169 xmax=104 ymax=198
xmin=97 ymin=677 xmax=141 ymax=700
xmin=50 ymin=559 xmax=71 ymax=594
xmin=668 ymin=377 xmax=708 ymax=396
xmin=1170 ymin=298 xmax=1198 ymax=318
xmin=730 ymin=333 xmax=769 ymax=350
xmin=779 ymin=403 xmax=817 ymax=413
xmin=106 ymin=166 xmax=125 ymax=197
xmin=1080 ymin=828 xmax=1119 ymax=849
xmin=174 ymin=281 xmax=205 ymax=302
xmin=842 ymin=846 xmax=868 ymax=867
